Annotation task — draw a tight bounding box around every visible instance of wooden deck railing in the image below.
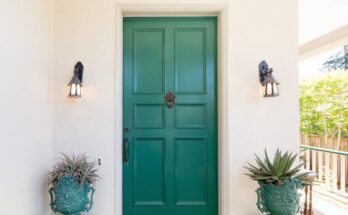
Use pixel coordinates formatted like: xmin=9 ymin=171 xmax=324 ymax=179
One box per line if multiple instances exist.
xmin=300 ymin=145 xmax=348 ymax=195
xmin=300 ymin=135 xmax=348 ymax=151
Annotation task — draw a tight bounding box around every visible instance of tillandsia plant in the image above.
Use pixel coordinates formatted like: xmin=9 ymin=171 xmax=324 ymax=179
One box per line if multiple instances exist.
xmin=244 ymin=149 xmax=310 ymax=186
xmin=48 ymin=153 xmax=100 ymax=187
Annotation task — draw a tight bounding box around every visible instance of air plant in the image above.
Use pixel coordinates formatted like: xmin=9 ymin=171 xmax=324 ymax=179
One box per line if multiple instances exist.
xmin=244 ymin=149 xmax=310 ymax=185
xmin=48 ymin=153 xmax=100 ymax=187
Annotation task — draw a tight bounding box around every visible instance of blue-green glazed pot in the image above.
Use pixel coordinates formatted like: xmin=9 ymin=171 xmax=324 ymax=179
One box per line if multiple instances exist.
xmin=256 ymin=179 xmax=304 ymax=215
xmin=49 ymin=175 xmax=95 ymax=215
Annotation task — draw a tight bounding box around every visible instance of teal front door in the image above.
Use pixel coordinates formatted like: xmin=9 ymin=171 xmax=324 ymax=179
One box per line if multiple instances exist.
xmin=123 ymin=17 xmax=217 ymax=215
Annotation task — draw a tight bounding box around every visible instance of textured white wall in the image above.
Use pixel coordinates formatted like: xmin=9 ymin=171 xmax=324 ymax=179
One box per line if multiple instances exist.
xmin=227 ymin=1 xmax=299 ymax=214
xmin=0 ymin=0 xmax=54 ymax=214
xmin=53 ymin=0 xmax=299 ymax=215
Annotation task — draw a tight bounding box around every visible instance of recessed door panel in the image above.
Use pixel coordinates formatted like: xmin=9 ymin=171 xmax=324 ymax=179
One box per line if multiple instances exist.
xmin=123 ymin=17 xmax=217 ymax=215
xmin=175 ymin=29 xmax=206 ymax=94
xmin=175 ymin=138 xmax=206 ymax=205
xmin=133 ymin=138 xmax=165 ymax=205
xmin=175 ymin=104 xmax=206 ymax=128
xmin=134 ymin=105 xmax=165 ymax=128
xmin=134 ymin=29 xmax=165 ymax=94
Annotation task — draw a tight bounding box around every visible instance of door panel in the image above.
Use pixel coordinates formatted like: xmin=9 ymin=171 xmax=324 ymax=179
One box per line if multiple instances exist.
xmin=175 ymin=104 xmax=206 ymax=128
xmin=175 ymin=28 xmax=206 ymax=94
xmin=133 ymin=138 xmax=165 ymax=205
xmin=123 ymin=17 xmax=217 ymax=215
xmin=175 ymin=138 xmax=207 ymax=205
xmin=133 ymin=29 xmax=165 ymax=94
xmin=134 ymin=104 xmax=165 ymax=128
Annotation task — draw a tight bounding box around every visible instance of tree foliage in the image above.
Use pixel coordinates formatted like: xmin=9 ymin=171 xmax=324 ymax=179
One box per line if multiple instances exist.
xmin=300 ymin=71 xmax=348 ymax=140
xmin=322 ymin=45 xmax=348 ymax=72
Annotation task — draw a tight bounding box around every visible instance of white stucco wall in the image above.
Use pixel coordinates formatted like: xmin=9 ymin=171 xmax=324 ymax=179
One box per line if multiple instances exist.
xmin=0 ymin=0 xmax=54 ymax=214
xmin=52 ymin=0 xmax=299 ymax=215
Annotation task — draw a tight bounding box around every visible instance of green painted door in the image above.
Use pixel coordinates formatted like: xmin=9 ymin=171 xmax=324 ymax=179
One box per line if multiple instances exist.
xmin=123 ymin=17 xmax=217 ymax=215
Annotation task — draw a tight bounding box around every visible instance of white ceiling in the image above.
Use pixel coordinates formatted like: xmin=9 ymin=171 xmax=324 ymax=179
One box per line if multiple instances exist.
xmin=299 ymin=0 xmax=348 ymax=45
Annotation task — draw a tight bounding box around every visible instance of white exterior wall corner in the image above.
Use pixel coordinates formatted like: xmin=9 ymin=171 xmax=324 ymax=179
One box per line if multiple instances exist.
xmin=0 ymin=0 xmax=55 ymax=214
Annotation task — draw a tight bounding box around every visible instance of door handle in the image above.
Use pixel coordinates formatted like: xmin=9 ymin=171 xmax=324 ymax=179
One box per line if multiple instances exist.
xmin=124 ymin=137 xmax=129 ymax=164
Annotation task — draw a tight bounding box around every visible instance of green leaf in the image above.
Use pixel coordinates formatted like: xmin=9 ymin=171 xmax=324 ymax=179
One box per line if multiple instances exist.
xmin=264 ymin=149 xmax=274 ymax=175
xmin=245 ymin=149 xmax=309 ymax=184
xmin=254 ymin=154 xmax=272 ymax=174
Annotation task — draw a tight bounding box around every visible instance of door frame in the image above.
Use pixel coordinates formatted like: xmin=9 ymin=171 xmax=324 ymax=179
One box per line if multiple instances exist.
xmin=115 ymin=3 xmax=231 ymax=215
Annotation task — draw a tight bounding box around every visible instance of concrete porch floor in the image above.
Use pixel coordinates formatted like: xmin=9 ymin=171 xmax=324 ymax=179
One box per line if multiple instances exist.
xmin=301 ymin=187 xmax=348 ymax=215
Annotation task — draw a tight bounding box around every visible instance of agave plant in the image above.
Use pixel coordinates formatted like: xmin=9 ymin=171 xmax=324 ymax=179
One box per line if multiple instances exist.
xmin=245 ymin=149 xmax=309 ymax=185
xmin=48 ymin=153 xmax=100 ymax=186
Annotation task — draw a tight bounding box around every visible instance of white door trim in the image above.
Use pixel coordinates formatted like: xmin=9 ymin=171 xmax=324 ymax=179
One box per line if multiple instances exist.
xmin=114 ymin=3 xmax=232 ymax=215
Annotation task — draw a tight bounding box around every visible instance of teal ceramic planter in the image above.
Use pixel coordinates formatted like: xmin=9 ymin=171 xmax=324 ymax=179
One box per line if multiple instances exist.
xmin=49 ymin=175 xmax=95 ymax=215
xmin=256 ymin=179 xmax=304 ymax=215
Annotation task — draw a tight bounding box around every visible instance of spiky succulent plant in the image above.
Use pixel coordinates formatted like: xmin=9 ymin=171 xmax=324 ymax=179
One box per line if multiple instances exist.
xmin=48 ymin=153 xmax=100 ymax=186
xmin=245 ymin=149 xmax=309 ymax=185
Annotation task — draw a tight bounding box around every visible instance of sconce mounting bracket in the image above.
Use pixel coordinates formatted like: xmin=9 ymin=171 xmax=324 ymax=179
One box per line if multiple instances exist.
xmin=74 ymin=62 xmax=84 ymax=83
xmin=259 ymin=60 xmax=269 ymax=85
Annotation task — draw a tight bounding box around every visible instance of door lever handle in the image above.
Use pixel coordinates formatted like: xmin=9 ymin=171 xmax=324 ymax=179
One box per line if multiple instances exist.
xmin=124 ymin=137 xmax=129 ymax=164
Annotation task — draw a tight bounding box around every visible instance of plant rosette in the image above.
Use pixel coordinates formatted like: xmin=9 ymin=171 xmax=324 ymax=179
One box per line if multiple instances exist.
xmin=48 ymin=154 xmax=99 ymax=215
xmin=245 ymin=149 xmax=310 ymax=215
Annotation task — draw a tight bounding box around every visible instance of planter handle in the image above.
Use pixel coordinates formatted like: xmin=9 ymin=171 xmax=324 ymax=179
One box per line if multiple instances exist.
xmin=256 ymin=187 xmax=268 ymax=213
xmin=48 ymin=187 xmax=58 ymax=213
xmin=85 ymin=186 xmax=96 ymax=212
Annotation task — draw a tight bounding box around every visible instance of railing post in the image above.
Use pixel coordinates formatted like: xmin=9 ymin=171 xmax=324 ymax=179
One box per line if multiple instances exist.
xmin=341 ymin=155 xmax=346 ymax=193
xmin=318 ymin=151 xmax=323 ymax=182
xmin=312 ymin=150 xmax=317 ymax=174
xmin=325 ymin=152 xmax=330 ymax=188
xmin=333 ymin=154 xmax=338 ymax=191
xmin=306 ymin=149 xmax=310 ymax=170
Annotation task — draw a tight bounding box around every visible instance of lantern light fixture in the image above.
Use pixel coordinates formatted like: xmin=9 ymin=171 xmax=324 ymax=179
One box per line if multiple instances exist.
xmin=68 ymin=62 xmax=84 ymax=99
xmin=259 ymin=60 xmax=279 ymax=97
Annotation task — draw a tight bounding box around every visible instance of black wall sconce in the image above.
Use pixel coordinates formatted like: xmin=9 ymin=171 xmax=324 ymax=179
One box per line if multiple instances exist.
xmin=259 ymin=60 xmax=279 ymax=97
xmin=68 ymin=62 xmax=84 ymax=99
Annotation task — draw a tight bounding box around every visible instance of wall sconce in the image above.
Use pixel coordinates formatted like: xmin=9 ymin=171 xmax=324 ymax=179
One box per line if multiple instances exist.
xmin=68 ymin=62 xmax=84 ymax=99
xmin=259 ymin=60 xmax=279 ymax=97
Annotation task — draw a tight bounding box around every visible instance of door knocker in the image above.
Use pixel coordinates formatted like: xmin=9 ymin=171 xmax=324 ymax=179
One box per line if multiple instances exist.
xmin=164 ymin=91 xmax=176 ymax=108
